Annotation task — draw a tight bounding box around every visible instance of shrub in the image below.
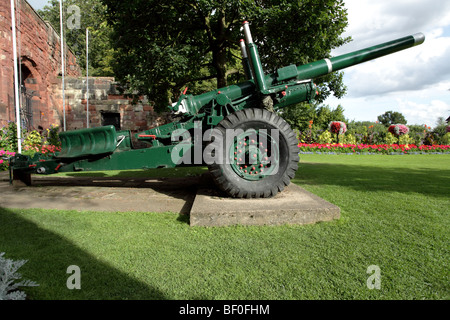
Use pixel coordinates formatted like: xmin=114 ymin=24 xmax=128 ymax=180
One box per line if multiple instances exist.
xmin=423 ymin=132 xmax=439 ymax=146
xmin=384 ymin=132 xmax=398 ymax=145
xmin=439 ymin=132 xmax=450 ymax=145
xmin=343 ymin=133 xmax=357 ymax=145
xmin=0 ymin=124 xmax=61 ymax=170
xmin=388 ymin=124 xmax=409 ymax=136
xmin=328 ymin=121 xmax=347 ymax=143
xmin=317 ymin=130 xmax=333 ymax=144
xmin=399 ymin=134 xmax=415 ymax=145
xmin=0 ymin=150 xmax=16 ymax=171
xmin=22 ymin=130 xmax=44 ymax=157
xmin=329 ymin=121 xmax=347 ymax=135
xmin=45 ymin=124 xmax=61 ymax=148
xmin=0 ymin=252 xmax=39 ymax=300
xmin=0 ymin=122 xmax=18 ymax=152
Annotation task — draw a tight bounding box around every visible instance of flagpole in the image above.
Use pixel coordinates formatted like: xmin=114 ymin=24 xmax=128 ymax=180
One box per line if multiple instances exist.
xmin=10 ymin=0 xmax=22 ymax=153
xmin=86 ymin=28 xmax=89 ymax=128
xmin=59 ymin=0 xmax=66 ymax=131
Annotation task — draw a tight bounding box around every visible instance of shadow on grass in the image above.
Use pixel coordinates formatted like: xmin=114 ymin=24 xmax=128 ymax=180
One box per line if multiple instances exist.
xmin=294 ymin=162 xmax=450 ymax=198
xmin=0 ymin=208 xmax=168 ymax=300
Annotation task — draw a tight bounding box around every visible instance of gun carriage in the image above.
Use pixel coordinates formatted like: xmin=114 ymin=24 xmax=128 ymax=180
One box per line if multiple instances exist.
xmin=8 ymin=22 xmax=425 ymax=198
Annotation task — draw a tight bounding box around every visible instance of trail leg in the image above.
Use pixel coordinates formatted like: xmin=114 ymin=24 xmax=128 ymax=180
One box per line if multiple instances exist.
xmin=12 ymin=170 xmax=32 ymax=187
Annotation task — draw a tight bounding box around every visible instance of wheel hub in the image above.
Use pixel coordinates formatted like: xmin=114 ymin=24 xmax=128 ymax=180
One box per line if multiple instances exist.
xmin=229 ymin=129 xmax=279 ymax=181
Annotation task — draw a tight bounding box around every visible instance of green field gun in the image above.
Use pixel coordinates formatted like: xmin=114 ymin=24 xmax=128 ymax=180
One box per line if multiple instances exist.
xmin=8 ymin=22 xmax=425 ymax=198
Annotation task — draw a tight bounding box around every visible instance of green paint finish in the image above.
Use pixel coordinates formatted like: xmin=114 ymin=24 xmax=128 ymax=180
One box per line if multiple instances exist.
xmin=9 ymin=30 xmax=425 ymax=182
xmin=63 ymin=145 xmax=184 ymax=172
xmin=296 ymin=33 xmax=424 ymax=81
xmin=247 ymin=43 xmax=267 ymax=92
xmin=229 ymin=129 xmax=279 ymax=181
xmin=277 ymin=64 xmax=300 ymax=82
xmin=57 ymin=125 xmax=117 ymax=158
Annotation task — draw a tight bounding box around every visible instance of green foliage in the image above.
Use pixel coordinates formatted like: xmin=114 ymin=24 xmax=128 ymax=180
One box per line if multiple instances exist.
xmin=440 ymin=132 xmax=450 ymax=145
xmin=0 ymin=122 xmax=18 ymax=153
xmin=38 ymin=0 xmax=114 ymax=77
xmin=346 ymin=121 xmax=385 ymax=144
xmin=399 ymin=134 xmax=415 ymax=145
xmin=384 ymin=132 xmax=398 ymax=145
xmin=377 ymin=111 xmax=407 ymax=126
xmin=0 ymin=122 xmax=18 ymax=171
xmin=22 ymin=131 xmax=43 ymax=157
xmin=20 ymin=127 xmax=61 ymax=158
xmin=45 ymin=125 xmax=62 ymax=148
xmin=342 ymin=133 xmax=356 ymax=145
xmin=317 ymin=130 xmax=333 ymax=144
xmin=280 ymin=103 xmax=346 ymax=134
xmin=408 ymin=124 xmax=428 ymax=145
xmin=102 ymin=0 xmax=350 ymax=111
xmin=423 ymin=132 xmax=439 ymax=146
xmin=432 ymin=120 xmax=448 ymax=141
xmin=0 ymin=123 xmax=61 ymax=168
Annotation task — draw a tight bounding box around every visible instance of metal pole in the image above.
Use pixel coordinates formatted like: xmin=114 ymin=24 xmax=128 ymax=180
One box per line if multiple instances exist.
xmin=59 ymin=0 xmax=66 ymax=131
xmin=10 ymin=0 xmax=22 ymax=153
xmin=86 ymin=28 xmax=89 ymax=128
xmin=242 ymin=21 xmax=267 ymax=92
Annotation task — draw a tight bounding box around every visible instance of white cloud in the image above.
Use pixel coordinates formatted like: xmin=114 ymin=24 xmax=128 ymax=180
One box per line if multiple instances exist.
xmin=338 ymin=0 xmax=450 ymax=47
xmin=325 ymin=0 xmax=450 ymax=126
xmin=397 ymin=99 xmax=449 ymax=126
xmin=342 ymin=33 xmax=450 ymax=97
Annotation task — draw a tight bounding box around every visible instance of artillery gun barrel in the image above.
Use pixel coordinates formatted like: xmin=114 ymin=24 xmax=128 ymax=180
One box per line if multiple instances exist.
xmin=294 ymin=33 xmax=425 ymax=81
xmin=171 ymin=26 xmax=424 ymax=116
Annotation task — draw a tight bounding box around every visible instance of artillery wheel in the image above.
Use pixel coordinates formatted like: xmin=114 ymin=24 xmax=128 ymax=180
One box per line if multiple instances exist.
xmin=207 ymin=108 xmax=299 ymax=198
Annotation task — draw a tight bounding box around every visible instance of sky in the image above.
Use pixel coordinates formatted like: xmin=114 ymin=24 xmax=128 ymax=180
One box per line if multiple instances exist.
xmin=26 ymin=0 xmax=48 ymax=11
xmin=325 ymin=0 xmax=450 ymax=126
xmin=27 ymin=0 xmax=450 ymax=126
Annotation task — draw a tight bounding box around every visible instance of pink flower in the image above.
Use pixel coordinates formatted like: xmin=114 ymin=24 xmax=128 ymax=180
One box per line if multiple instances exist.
xmin=388 ymin=124 xmax=409 ymax=136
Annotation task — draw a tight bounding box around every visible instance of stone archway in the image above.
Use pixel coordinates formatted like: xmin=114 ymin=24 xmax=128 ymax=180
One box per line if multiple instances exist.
xmin=19 ymin=56 xmax=46 ymax=132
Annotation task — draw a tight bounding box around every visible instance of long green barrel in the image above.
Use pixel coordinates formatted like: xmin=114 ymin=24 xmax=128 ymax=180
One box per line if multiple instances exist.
xmin=170 ymin=29 xmax=425 ymax=116
xmin=295 ymin=33 xmax=425 ymax=80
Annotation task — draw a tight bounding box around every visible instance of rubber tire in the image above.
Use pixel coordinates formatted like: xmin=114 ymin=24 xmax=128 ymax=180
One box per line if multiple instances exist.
xmin=207 ymin=108 xmax=299 ymax=198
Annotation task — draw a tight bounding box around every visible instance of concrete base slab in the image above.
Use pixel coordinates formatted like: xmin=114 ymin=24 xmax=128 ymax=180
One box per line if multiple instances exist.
xmin=0 ymin=171 xmax=340 ymax=227
xmin=190 ymin=183 xmax=340 ymax=227
xmin=0 ymin=173 xmax=197 ymax=214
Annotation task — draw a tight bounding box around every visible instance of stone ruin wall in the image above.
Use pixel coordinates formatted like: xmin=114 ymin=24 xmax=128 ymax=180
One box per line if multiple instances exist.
xmin=56 ymin=76 xmax=169 ymax=133
xmin=0 ymin=0 xmax=80 ymax=130
xmin=1 ymin=0 xmax=167 ymax=138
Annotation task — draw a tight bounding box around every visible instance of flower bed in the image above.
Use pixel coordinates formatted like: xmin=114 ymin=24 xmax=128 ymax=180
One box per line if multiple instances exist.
xmin=0 ymin=145 xmax=61 ymax=171
xmin=298 ymin=143 xmax=450 ymax=154
xmin=23 ymin=144 xmax=61 ymax=156
xmin=0 ymin=150 xmax=16 ymax=170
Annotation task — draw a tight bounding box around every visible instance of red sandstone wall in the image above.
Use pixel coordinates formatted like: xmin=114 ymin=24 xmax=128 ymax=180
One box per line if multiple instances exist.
xmin=51 ymin=77 xmax=170 ymax=133
xmin=0 ymin=0 xmax=81 ymax=130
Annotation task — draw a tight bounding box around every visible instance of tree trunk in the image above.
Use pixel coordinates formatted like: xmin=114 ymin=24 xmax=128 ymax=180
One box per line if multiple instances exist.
xmin=205 ymin=9 xmax=228 ymax=89
xmin=213 ymin=46 xmax=228 ymax=88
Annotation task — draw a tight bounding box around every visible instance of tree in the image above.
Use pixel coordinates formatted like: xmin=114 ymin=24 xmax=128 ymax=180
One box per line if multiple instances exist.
xmin=433 ymin=116 xmax=448 ymax=139
xmin=101 ymin=0 xmax=350 ymax=111
xmin=377 ymin=111 xmax=407 ymax=126
xmin=38 ymin=0 xmax=114 ymax=76
xmin=280 ymin=103 xmax=346 ymax=133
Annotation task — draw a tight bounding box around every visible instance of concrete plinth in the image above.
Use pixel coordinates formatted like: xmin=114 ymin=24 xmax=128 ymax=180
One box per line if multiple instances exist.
xmin=190 ymin=183 xmax=340 ymax=227
xmin=0 ymin=173 xmax=198 ymax=215
xmin=0 ymin=171 xmax=340 ymax=227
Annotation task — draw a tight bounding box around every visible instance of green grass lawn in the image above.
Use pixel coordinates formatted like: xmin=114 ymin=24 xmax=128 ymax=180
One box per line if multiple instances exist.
xmin=0 ymin=154 xmax=448 ymax=300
